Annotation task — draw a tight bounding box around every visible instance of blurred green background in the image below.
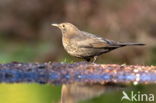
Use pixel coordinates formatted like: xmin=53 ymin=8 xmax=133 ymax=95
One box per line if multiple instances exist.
xmin=0 ymin=0 xmax=156 ymax=103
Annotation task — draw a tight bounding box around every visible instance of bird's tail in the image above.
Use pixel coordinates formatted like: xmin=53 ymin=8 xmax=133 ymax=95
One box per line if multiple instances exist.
xmin=118 ymin=42 xmax=145 ymax=46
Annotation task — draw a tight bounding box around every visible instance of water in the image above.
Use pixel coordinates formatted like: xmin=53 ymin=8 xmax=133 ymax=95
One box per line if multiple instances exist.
xmin=1 ymin=83 xmax=156 ymax=103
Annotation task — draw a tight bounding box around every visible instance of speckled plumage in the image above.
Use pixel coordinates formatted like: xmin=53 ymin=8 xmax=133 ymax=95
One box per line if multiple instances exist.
xmin=52 ymin=23 xmax=144 ymax=62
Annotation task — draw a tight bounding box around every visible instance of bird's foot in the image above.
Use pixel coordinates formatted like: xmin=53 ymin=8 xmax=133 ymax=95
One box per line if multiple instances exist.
xmin=92 ymin=56 xmax=98 ymax=63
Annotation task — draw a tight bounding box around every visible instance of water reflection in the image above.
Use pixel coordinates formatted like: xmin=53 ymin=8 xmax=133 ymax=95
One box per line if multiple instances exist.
xmin=60 ymin=82 xmax=126 ymax=103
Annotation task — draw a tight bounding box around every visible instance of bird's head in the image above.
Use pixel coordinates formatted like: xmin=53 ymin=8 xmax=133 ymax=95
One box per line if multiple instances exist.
xmin=51 ymin=23 xmax=79 ymax=34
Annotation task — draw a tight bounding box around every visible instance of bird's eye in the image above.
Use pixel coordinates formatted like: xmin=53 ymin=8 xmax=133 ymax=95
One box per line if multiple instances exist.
xmin=62 ymin=25 xmax=65 ymax=28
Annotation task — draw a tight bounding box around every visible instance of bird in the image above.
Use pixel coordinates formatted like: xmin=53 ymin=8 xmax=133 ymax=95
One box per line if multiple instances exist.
xmin=52 ymin=22 xmax=145 ymax=62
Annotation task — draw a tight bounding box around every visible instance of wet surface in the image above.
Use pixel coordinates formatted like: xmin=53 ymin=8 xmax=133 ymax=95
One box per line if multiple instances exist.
xmin=0 ymin=62 xmax=156 ymax=85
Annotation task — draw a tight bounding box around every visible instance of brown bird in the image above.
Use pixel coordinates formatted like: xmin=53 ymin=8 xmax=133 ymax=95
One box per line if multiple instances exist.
xmin=52 ymin=22 xmax=144 ymax=62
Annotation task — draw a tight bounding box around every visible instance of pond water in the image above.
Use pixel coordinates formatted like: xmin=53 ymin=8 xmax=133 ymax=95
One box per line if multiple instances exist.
xmin=0 ymin=83 xmax=155 ymax=103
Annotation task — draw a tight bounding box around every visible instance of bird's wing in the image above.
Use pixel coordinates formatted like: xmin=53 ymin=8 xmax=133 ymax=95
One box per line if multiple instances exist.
xmin=77 ymin=31 xmax=120 ymax=49
xmin=90 ymin=41 xmax=121 ymax=49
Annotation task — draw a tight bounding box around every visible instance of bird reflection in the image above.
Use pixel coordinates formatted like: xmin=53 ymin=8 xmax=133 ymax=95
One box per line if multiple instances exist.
xmin=60 ymin=82 xmax=126 ymax=103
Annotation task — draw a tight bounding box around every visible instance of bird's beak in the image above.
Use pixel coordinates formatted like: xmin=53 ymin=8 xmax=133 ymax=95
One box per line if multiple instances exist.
xmin=51 ymin=23 xmax=59 ymax=27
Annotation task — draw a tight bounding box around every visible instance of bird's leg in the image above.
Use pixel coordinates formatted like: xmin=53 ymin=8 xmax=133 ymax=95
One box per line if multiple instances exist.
xmin=92 ymin=56 xmax=98 ymax=63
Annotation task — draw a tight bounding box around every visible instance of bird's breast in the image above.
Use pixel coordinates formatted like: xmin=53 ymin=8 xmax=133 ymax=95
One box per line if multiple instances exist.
xmin=62 ymin=37 xmax=80 ymax=57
